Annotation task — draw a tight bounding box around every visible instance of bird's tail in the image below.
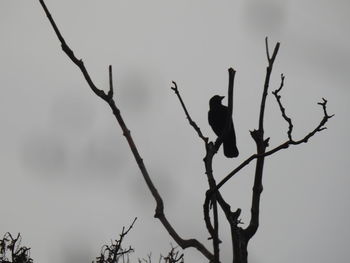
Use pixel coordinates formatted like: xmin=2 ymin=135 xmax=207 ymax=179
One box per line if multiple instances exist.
xmin=223 ymin=132 xmax=239 ymax=158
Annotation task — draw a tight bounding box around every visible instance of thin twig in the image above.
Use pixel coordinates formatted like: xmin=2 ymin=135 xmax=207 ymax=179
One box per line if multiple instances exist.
xmin=272 ymin=74 xmax=293 ymax=140
xmin=171 ymin=81 xmax=208 ymax=143
xmin=108 ymin=65 xmax=114 ymax=100
xmin=39 ymin=0 xmax=107 ymax=100
xmin=112 ymin=217 xmax=137 ymax=262
xmin=265 ymin=37 xmax=270 ymax=61
xmin=259 ymin=39 xmax=280 ymax=132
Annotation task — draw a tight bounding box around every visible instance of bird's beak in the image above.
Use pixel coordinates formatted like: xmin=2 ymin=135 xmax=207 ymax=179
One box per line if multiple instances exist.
xmin=219 ymin=96 xmax=225 ymax=100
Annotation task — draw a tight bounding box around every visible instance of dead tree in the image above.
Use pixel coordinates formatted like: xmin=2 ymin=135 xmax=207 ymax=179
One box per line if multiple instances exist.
xmin=38 ymin=1 xmax=333 ymax=262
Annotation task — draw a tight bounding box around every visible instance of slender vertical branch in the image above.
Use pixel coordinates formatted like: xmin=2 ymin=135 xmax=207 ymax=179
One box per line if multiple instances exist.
xmin=203 ymin=148 xmax=220 ymax=263
xmin=265 ymin=37 xmax=270 ymax=61
xmin=108 ymin=65 xmax=114 ymax=99
xmin=213 ymin=68 xmax=236 ymax=152
xmin=226 ymin=68 xmax=235 ymax=127
xmin=245 ymin=38 xmax=280 ymax=239
xmin=172 ymin=69 xmax=236 ymax=262
xmin=258 ymin=38 xmax=280 ymax=132
xmin=203 ymin=68 xmax=237 ymax=263
xmin=213 ymin=68 xmax=235 ymax=262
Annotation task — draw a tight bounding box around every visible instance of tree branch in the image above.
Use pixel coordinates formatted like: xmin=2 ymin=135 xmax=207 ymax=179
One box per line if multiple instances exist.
xmin=213 ymin=68 xmax=236 ymax=152
xmin=258 ymin=37 xmax=280 ymax=132
xmin=171 ymin=81 xmax=208 ymax=143
xmin=39 ymin=0 xmax=107 ymax=100
xmin=38 ymin=0 xmax=213 ymax=261
xmin=202 ymin=68 xmax=237 ymax=262
xmin=171 ymin=73 xmax=240 ymax=261
xmin=202 ymin=144 xmax=221 ymax=262
xmin=212 ymin=97 xmax=333 ymax=194
xmin=272 ymin=74 xmax=293 ymax=140
xmin=244 ymin=38 xmax=280 ymax=239
xmin=172 ymin=70 xmax=239 ymax=261
xmin=111 ymin=218 xmax=137 ymax=262
xmin=108 ymin=65 xmax=114 ymax=100
xmin=204 ymin=39 xmax=332 ymax=248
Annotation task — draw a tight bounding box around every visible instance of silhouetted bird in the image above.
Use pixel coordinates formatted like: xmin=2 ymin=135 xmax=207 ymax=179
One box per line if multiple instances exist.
xmin=208 ymin=95 xmax=239 ymax=158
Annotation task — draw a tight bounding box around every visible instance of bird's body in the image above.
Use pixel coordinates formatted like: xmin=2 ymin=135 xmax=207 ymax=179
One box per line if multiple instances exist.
xmin=208 ymin=95 xmax=239 ymax=158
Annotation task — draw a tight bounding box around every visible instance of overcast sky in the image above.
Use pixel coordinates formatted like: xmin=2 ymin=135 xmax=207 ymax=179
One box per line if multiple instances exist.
xmin=0 ymin=1 xmax=349 ymax=262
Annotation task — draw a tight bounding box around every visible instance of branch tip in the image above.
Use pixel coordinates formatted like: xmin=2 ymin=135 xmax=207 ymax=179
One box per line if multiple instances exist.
xmin=228 ymin=67 xmax=236 ymax=74
xmin=108 ymin=65 xmax=114 ymax=99
xmin=171 ymin=81 xmax=178 ymax=91
xmin=265 ymin=37 xmax=270 ymax=60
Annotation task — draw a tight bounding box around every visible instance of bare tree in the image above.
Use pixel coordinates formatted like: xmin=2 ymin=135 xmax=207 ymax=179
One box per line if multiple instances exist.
xmin=38 ymin=1 xmax=333 ymax=262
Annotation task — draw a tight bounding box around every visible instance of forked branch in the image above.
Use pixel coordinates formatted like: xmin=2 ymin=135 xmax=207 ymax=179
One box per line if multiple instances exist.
xmin=173 ymin=68 xmax=239 ymax=262
xmin=209 ymin=49 xmax=333 ymax=196
xmin=212 ymin=96 xmax=333 ymax=194
xmin=38 ymin=0 xmax=213 ymax=260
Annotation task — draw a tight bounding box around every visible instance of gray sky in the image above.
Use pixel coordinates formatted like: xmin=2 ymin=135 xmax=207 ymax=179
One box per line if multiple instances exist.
xmin=0 ymin=0 xmax=349 ymax=262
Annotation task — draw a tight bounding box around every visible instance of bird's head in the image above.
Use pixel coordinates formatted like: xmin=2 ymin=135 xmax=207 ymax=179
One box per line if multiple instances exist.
xmin=209 ymin=95 xmax=224 ymax=107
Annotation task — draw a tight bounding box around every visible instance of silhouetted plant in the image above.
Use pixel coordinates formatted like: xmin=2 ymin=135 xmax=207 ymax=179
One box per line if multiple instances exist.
xmin=37 ymin=1 xmax=333 ymax=262
xmin=160 ymin=246 xmax=184 ymax=263
xmin=1 ymin=222 xmax=182 ymax=263
xmin=137 ymin=245 xmax=184 ymax=263
xmin=92 ymin=219 xmax=183 ymax=263
xmin=0 ymin=233 xmax=33 ymax=263
xmin=93 ymin=218 xmax=136 ymax=263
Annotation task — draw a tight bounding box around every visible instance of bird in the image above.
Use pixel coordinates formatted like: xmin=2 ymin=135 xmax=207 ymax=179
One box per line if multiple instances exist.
xmin=208 ymin=95 xmax=239 ymax=158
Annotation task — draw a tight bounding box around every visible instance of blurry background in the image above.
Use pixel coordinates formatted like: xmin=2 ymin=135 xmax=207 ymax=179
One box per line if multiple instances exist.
xmin=0 ymin=0 xmax=349 ymax=262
